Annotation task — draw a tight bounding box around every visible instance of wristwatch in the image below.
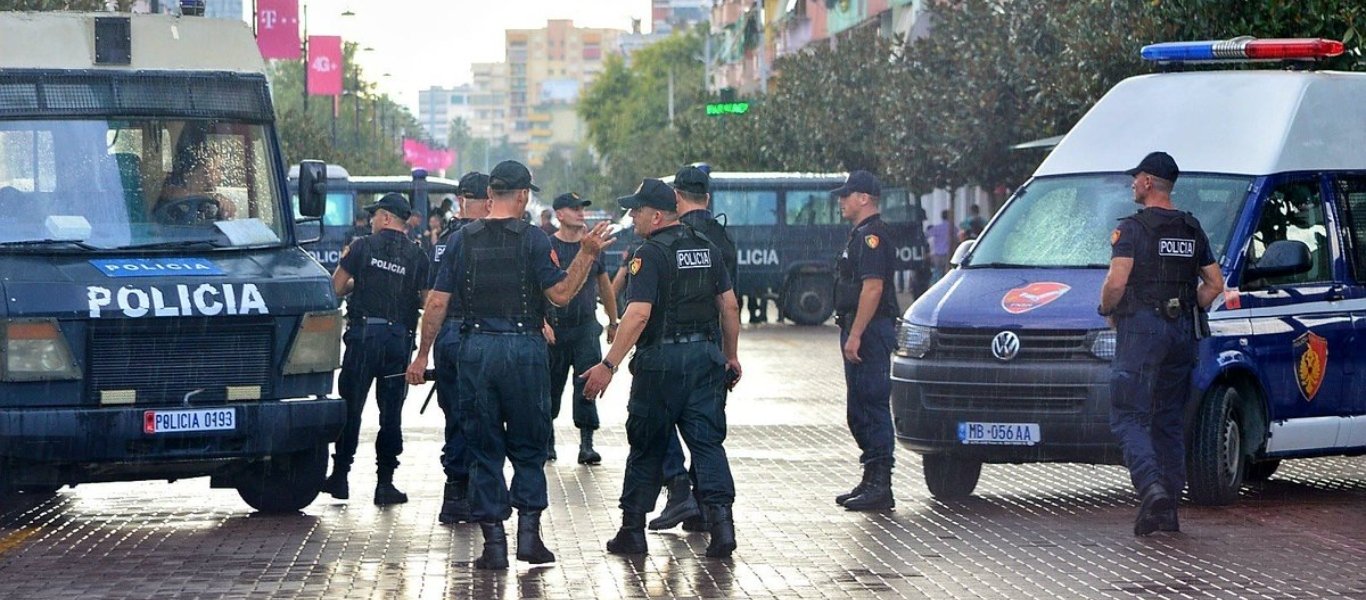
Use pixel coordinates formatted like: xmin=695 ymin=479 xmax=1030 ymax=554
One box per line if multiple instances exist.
xmin=601 ymin=358 xmax=618 ymax=374
xmin=1097 ymin=303 xmax=1113 ymax=317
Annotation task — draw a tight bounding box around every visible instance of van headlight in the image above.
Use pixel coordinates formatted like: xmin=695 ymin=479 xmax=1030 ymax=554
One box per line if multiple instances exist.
xmin=895 ymin=322 xmax=934 ymax=359
xmin=283 ymin=310 xmax=343 ymax=375
xmin=1090 ymin=330 xmax=1116 ymax=360
xmin=3 ymin=319 xmax=81 ymax=381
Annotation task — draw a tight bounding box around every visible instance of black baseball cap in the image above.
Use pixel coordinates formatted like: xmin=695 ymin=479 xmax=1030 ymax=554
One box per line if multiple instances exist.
xmin=488 ymin=160 xmax=540 ymax=192
xmin=1125 ymin=151 xmax=1180 ymax=183
xmin=831 ymin=170 xmax=881 ymax=197
xmin=671 ymin=165 xmax=710 ymax=194
xmin=553 ymin=192 xmax=591 ymax=210
xmin=617 ymin=178 xmax=677 ymax=212
xmin=458 ymin=171 xmax=489 ymax=199
xmin=363 ymin=192 xmax=412 ymax=220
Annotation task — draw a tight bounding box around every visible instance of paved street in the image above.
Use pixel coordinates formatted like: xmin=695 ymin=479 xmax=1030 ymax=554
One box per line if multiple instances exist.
xmin=1 ymin=323 xmax=1365 ymax=599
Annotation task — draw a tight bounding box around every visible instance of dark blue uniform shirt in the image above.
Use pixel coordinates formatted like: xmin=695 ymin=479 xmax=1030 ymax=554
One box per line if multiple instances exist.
xmin=844 ymin=214 xmax=900 ymax=319
xmin=548 ymin=234 xmax=605 ymax=325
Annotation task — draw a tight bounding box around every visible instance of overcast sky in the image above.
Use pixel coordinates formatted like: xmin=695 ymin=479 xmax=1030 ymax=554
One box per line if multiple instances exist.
xmin=282 ymin=0 xmax=649 ymax=113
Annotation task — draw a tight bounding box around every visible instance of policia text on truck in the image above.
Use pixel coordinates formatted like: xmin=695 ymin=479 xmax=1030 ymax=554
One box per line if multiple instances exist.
xmin=0 ymin=12 xmax=346 ymax=513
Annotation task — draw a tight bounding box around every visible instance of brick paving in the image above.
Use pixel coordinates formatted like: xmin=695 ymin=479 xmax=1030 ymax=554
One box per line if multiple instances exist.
xmin=1 ymin=324 xmax=1365 ymax=598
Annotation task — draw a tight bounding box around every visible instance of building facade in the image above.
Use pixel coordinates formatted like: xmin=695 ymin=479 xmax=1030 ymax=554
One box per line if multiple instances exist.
xmin=468 ymin=62 xmax=509 ymax=142
xmin=417 ymin=85 xmax=475 ymax=146
xmin=505 ymin=20 xmax=623 ymax=164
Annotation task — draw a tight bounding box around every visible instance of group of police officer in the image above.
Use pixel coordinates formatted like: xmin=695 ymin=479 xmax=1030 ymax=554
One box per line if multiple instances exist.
xmin=318 ymin=151 xmax=1211 ymax=572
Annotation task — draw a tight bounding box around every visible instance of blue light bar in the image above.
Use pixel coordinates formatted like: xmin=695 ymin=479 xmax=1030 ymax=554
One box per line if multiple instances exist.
xmin=1141 ymin=41 xmax=1217 ymax=62
xmin=1142 ymin=37 xmax=1346 ymax=63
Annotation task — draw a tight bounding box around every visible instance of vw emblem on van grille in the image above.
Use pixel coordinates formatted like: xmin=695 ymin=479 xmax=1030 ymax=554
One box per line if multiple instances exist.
xmin=991 ymin=331 xmax=1021 ymax=362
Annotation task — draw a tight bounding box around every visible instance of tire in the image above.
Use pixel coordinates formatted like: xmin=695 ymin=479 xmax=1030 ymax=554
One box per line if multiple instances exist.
xmin=1245 ymin=459 xmax=1281 ymax=482
xmin=922 ymin=454 xmax=982 ymax=500
xmin=782 ymin=276 xmax=834 ymax=326
xmin=236 ymin=444 xmax=327 ymax=514
xmin=1187 ymin=385 xmax=1247 ymax=506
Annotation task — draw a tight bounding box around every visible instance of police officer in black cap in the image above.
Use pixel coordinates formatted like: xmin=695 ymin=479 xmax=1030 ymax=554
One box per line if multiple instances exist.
xmin=1098 ymin=151 xmax=1223 ymax=535
xmin=406 ymin=160 xmax=613 ymax=569
xmin=324 ymin=193 xmax=430 ymax=505
xmin=582 ymin=178 xmax=743 ymax=559
xmin=546 ymin=191 xmax=618 ymax=465
xmin=647 ymin=164 xmax=739 ymax=532
xmin=831 ymin=170 xmax=900 ymax=512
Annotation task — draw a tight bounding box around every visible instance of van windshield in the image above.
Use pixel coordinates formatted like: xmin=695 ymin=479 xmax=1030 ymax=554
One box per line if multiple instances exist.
xmin=968 ymin=173 xmax=1248 ymax=268
xmin=0 ymin=119 xmax=286 ymax=251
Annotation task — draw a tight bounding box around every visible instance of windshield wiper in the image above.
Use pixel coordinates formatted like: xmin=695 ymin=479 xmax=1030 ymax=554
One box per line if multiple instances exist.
xmin=0 ymin=239 xmax=100 ymax=251
xmin=117 ymin=239 xmax=223 ymax=251
xmin=967 ymin=261 xmax=1035 ymax=269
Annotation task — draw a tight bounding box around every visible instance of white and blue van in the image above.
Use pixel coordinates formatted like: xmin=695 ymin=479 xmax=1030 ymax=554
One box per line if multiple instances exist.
xmin=891 ymin=38 xmax=1366 ymax=505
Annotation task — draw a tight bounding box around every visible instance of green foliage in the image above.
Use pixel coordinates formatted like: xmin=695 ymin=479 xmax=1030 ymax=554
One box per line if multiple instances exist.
xmin=0 ymin=0 xmax=108 ymax=9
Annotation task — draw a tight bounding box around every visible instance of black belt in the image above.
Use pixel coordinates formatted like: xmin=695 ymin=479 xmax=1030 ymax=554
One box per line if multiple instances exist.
xmin=656 ymin=332 xmax=712 ymax=345
xmin=462 ymin=321 xmax=542 ymax=336
xmin=350 ymin=316 xmax=402 ymax=327
xmin=550 ymin=314 xmax=597 ymax=328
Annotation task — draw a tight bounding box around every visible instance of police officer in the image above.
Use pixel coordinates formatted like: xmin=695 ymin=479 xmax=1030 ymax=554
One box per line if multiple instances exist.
xmin=1098 ymin=152 xmax=1223 ymax=535
xmin=424 ymin=171 xmax=490 ymax=525
xmin=831 ymin=171 xmax=900 ymax=512
xmin=406 ymin=160 xmax=612 ymax=569
xmin=648 ymin=165 xmax=739 ymax=532
xmin=546 ymin=192 xmax=618 ymax=465
xmin=581 ymin=178 xmax=743 ymax=559
xmin=324 ymin=193 xmax=430 ymax=505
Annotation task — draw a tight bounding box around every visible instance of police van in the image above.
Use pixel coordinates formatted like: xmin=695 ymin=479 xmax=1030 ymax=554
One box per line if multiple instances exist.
xmin=891 ymin=38 xmax=1366 ymax=505
xmin=0 ymin=12 xmax=345 ymax=512
xmin=605 ymin=171 xmax=931 ymax=324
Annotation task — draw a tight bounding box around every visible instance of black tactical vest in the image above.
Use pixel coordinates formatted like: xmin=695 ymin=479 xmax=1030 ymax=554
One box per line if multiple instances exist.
xmin=642 ymin=226 xmax=720 ymax=344
xmin=681 ymin=211 xmax=738 ymax=284
xmin=349 ymin=230 xmax=426 ymax=330
xmin=459 ymin=219 xmax=544 ymax=323
xmin=1119 ymin=209 xmax=1203 ymax=313
xmin=834 ymin=216 xmax=900 ymax=319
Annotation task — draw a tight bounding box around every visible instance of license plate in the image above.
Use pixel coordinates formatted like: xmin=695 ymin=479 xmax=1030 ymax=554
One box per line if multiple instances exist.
xmin=143 ymin=408 xmax=236 ymax=434
xmin=958 ymin=422 xmax=1040 ymax=446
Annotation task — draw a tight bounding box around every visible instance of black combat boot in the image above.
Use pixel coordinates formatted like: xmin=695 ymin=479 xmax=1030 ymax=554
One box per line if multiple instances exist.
xmin=606 ymin=511 xmax=648 ymax=555
xmin=1134 ymin=482 xmax=1173 ymax=536
xmin=438 ymin=478 xmax=471 ymax=524
xmin=647 ymin=475 xmax=700 ymax=530
xmin=577 ymin=428 xmax=602 ymax=465
xmin=704 ymin=504 xmax=736 ymax=558
xmin=836 ymin=465 xmax=872 ymax=506
xmin=515 ymin=510 xmax=556 ymax=564
xmin=843 ymin=461 xmax=894 ymax=512
xmin=374 ymin=470 xmax=408 ymax=506
xmin=547 ymin=429 xmax=557 ymax=462
xmin=1157 ymin=506 xmax=1180 ymax=533
xmin=475 ymin=522 xmax=509 ymax=570
xmin=321 ymin=468 xmax=349 ymax=500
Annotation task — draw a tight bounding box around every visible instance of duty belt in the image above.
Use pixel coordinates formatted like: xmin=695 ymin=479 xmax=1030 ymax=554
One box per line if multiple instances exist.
xmin=550 ymin=313 xmax=596 ymax=328
xmin=461 ymin=320 xmax=542 ymax=335
xmin=351 ymin=316 xmax=401 ymax=326
xmin=656 ymin=332 xmax=712 ymax=345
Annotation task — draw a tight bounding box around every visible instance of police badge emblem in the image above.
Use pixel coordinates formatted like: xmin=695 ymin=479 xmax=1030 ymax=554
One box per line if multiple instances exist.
xmin=865 ymin=235 xmax=880 ymax=249
xmin=1294 ymin=331 xmax=1328 ymax=401
xmin=629 ymin=257 xmax=642 ymax=275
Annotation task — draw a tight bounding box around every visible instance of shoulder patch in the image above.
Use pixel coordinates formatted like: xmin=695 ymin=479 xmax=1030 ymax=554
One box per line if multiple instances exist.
xmin=865 ymin=234 xmax=880 ymax=249
xmin=1110 ymin=229 xmax=1121 ymax=246
xmin=629 ymin=257 xmax=642 ymax=275
xmin=550 ymin=248 xmax=561 ymax=267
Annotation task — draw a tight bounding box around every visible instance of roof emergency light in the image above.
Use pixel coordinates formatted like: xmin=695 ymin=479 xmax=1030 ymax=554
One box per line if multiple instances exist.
xmin=1141 ymin=37 xmax=1344 ymax=63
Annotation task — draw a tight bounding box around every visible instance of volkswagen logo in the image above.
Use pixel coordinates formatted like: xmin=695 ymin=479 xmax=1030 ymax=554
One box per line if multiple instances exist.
xmin=991 ymin=331 xmax=1020 ymax=362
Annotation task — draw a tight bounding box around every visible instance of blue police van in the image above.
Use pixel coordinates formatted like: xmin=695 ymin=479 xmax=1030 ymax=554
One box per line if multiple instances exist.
xmin=605 ymin=172 xmax=930 ymax=325
xmin=0 ymin=12 xmax=346 ymax=512
xmin=892 ymin=38 xmax=1366 ymax=505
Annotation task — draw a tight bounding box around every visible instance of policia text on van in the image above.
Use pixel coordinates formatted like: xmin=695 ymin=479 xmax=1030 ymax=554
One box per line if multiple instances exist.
xmin=891 ymin=37 xmax=1365 ymax=507
xmin=0 ymin=13 xmax=346 ymax=513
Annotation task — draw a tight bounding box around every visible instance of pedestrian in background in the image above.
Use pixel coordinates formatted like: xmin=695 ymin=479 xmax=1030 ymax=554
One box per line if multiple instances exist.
xmin=926 ymin=209 xmax=952 ymax=281
xmin=958 ymin=204 xmax=986 ymax=241
xmin=539 ymin=208 xmax=558 ymax=237
xmin=831 ymin=171 xmax=900 ymax=512
xmin=324 ymin=193 xmax=430 ymax=506
xmin=1098 ymin=151 xmax=1223 ymax=535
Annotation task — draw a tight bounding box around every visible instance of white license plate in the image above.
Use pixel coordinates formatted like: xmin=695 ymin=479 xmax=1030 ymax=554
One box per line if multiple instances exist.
xmin=958 ymin=422 xmax=1040 ymax=446
xmin=143 ymin=408 xmax=236 ymax=434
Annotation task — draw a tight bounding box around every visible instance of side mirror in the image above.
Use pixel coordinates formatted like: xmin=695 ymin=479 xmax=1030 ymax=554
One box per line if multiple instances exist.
xmin=950 ymin=239 xmax=975 ymax=267
xmin=1245 ymin=239 xmax=1312 ymax=281
xmin=296 ymin=160 xmax=327 ymax=219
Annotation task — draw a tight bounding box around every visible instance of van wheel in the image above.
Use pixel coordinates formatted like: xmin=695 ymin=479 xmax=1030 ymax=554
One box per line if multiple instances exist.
xmin=1245 ymin=459 xmax=1281 ymax=482
xmin=782 ymin=276 xmax=833 ymax=326
xmin=236 ymin=444 xmax=327 ymax=514
xmin=922 ymin=455 xmax=982 ymax=500
xmin=1187 ymin=386 xmax=1246 ymax=506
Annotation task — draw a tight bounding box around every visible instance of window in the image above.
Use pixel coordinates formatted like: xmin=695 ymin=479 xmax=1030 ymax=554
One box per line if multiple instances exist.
xmin=1244 ymin=180 xmax=1331 ymax=287
xmin=879 ymin=188 xmax=926 ymax=224
xmin=1336 ymin=178 xmax=1366 ymax=283
xmin=711 ymin=189 xmax=777 ymax=225
xmin=785 ymin=189 xmax=840 ymax=225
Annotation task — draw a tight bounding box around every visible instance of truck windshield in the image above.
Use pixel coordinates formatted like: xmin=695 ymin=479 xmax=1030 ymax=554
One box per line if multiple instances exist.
xmin=0 ymin=119 xmax=286 ymax=251
xmin=968 ymin=173 xmax=1248 ymax=268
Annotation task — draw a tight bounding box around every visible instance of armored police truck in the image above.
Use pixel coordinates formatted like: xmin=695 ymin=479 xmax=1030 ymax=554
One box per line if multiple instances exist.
xmin=605 ymin=172 xmax=930 ymax=325
xmin=0 ymin=12 xmax=345 ymax=512
xmin=892 ymin=38 xmax=1366 ymax=506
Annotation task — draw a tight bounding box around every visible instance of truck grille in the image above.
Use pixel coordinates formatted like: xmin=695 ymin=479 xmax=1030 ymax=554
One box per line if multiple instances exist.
xmin=920 ymin=381 xmax=1087 ymax=412
xmin=935 ymin=328 xmax=1091 ymax=361
xmin=87 ymin=318 xmax=274 ymax=406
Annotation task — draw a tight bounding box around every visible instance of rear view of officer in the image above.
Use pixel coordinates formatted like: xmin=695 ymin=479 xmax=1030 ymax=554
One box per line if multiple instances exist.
xmin=832 ymin=171 xmax=900 ymax=512
xmin=1099 ymin=152 xmax=1223 ymax=535
xmin=325 ymin=193 xmax=430 ymax=505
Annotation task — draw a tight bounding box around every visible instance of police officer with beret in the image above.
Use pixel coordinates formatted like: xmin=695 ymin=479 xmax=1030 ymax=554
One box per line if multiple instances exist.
xmin=547 ymin=191 xmax=618 ymax=465
xmin=831 ymin=171 xmax=900 ymax=512
xmin=582 ymin=178 xmax=743 ymax=559
xmin=406 ymin=160 xmax=613 ymax=569
xmin=324 ymin=193 xmax=430 ymax=505
xmin=1098 ymin=151 xmax=1223 ymax=535
xmin=423 ymin=171 xmax=490 ymax=525
xmin=648 ymin=164 xmax=739 ymax=532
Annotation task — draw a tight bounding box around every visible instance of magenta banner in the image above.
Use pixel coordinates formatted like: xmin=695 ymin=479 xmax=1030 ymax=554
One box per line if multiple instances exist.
xmin=307 ymin=36 xmax=343 ymax=96
xmin=256 ymin=0 xmax=301 ymax=60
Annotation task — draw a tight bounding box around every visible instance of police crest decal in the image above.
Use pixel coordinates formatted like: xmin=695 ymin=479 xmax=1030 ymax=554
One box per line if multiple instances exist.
xmin=865 ymin=235 xmax=880 ymax=249
xmin=629 ymin=257 xmax=642 ymax=275
xmin=1294 ymin=331 xmax=1328 ymax=401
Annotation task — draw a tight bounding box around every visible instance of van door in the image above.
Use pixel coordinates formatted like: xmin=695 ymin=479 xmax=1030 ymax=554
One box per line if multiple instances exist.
xmin=1240 ymin=177 xmax=1352 ymax=454
xmin=710 ymin=185 xmax=779 ymax=296
xmin=1329 ymin=175 xmax=1366 ymax=448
